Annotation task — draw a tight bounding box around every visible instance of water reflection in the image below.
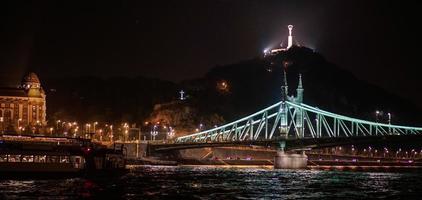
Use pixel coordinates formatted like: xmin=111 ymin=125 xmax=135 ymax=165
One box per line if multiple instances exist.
xmin=0 ymin=166 xmax=421 ymax=199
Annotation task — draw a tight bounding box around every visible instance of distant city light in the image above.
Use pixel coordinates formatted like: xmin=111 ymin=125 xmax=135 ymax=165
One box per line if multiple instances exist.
xmin=216 ymin=80 xmax=230 ymax=93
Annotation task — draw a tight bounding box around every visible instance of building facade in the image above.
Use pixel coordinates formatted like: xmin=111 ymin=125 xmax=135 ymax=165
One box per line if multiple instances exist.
xmin=0 ymin=73 xmax=46 ymax=133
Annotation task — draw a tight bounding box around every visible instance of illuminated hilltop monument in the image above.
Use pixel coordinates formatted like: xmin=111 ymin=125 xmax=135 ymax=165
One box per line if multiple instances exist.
xmin=287 ymin=24 xmax=293 ymax=49
xmin=264 ymin=25 xmax=297 ymax=56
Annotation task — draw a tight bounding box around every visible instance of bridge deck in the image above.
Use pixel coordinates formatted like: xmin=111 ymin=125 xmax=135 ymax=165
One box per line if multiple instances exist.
xmin=150 ymin=135 xmax=422 ymax=152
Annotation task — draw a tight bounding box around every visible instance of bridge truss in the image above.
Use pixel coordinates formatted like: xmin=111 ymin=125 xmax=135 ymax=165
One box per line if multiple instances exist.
xmin=175 ymin=101 xmax=422 ymax=144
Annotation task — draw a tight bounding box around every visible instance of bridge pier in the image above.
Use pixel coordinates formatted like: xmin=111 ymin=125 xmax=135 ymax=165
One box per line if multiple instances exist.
xmin=274 ymin=141 xmax=307 ymax=169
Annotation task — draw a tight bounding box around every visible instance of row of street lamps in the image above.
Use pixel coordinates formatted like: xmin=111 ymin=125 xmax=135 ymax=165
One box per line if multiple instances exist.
xmin=325 ymin=145 xmax=422 ymax=159
xmin=149 ymin=123 xmax=175 ymax=141
xmin=53 ymin=119 xmax=179 ymax=142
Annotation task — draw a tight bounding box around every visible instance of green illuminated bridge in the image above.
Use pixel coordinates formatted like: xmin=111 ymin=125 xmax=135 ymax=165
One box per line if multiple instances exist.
xmin=174 ymin=100 xmax=422 ymax=144
xmin=151 ymin=74 xmax=422 ymax=160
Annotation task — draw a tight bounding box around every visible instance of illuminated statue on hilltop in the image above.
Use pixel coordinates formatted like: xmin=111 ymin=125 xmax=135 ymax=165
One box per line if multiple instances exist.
xmin=264 ymin=24 xmax=297 ymax=56
xmin=287 ymin=25 xmax=293 ymax=49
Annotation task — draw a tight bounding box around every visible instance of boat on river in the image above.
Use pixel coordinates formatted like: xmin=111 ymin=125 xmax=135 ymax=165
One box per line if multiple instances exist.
xmin=0 ymin=134 xmax=126 ymax=176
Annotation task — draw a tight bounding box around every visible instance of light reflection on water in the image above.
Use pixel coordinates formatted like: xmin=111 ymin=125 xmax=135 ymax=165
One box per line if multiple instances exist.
xmin=0 ymin=165 xmax=421 ymax=199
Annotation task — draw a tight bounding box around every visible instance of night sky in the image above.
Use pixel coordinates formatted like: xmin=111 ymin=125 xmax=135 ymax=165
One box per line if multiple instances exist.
xmin=1 ymin=1 xmax=421 ymax=107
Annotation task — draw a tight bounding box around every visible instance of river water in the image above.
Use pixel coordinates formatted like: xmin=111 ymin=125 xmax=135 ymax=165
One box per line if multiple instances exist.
xmin=0 ymin=165 xmax=421 ymax=199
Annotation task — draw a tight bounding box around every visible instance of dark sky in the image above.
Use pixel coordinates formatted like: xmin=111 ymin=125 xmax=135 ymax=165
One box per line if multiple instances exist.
xmin=1 ymin=1 xmax=421 ymax=107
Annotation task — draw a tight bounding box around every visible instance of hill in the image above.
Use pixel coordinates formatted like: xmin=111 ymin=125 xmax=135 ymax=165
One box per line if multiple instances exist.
xmin=39 ymin=46 xmax=422 ymax=133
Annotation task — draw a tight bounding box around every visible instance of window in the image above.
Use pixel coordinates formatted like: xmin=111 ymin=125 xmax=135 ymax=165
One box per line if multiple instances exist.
xmin=22 ymin=155 xmax=34 ymax=162
xmin=60 ymin=156 xmax=70 ymax=163
xmin=35 ymin=155 xmax=46 ymax=163
xmin=47 ymin=156 xmax=59 ymax=163
xmin=8 ymin=155 xmax=21 ymax=162
xmin=0 ymin=155 xmax=7 ymax=162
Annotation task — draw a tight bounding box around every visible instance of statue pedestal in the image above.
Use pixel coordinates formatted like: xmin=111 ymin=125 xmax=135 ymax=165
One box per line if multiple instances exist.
xmin=274 ymin=151 xmax=307 ymax=169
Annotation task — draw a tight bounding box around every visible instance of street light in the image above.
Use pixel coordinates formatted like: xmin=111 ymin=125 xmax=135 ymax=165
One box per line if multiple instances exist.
xmin=167 ymin=126 xmax=175 ymax=140
xmin=387 ymin=112 xmax=392 ymax=133
xmin=123 ymin=123 xmax=129 ymax=141
xmin=375 ymin=110 xmax=380 ymax=122
xmin=86 ymin=124 xmax=91 ymax=133
xmin=99 ymin=129 xmax=103 ymax=142
xmin=56 ymin=120 xmax=61 ymax=132
xmin=74 ymin=126 xmax=79 ymax=138
xmin=110 ymin=125 xmax=114 ymax=142
xmin=124 ymin=129 xmax=128 ymax=142
xmin=151 ymin=125 xmax=158 ymax=141
xmin=0 ymin=117 xmax=3 ymax=133
xmin=93 ymin=122 xmax=98 ymax=133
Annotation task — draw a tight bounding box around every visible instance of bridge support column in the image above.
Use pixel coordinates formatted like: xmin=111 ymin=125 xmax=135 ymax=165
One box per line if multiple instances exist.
xmin=274 ymin=141 xmax=307 ymax=169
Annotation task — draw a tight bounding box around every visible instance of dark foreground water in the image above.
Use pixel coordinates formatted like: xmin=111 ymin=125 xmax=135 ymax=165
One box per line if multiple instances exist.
xmin=1 ymin=165 xmax=421 ymax=199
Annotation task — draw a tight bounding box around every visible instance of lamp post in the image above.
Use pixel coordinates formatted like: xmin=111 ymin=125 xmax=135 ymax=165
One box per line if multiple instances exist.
xmin=123 ymin=123 xmax=129 ymax=142
xmin=110 ymin=125 xmax=113 ymax=142
xmin=124 ymin=129 xmax=128 ymax=142
xmin=151 ymin=125 xmax=158 ymax=141
xmin=56 ymin=120 xmax=61 ymax=130
xmin=375 ymin=110 xmax=380 ymax=122
xmin=383 ymin=147 xmax=389 ymax=158
xmin=86 ymin=124 xmax=91 ymax=133
xmin=167 ymin=126 xmax=175 ymax=140
xmin=74 ymin=126 xmax=79 ymax=138
xmin=1 ymin=117 xmax=4 ymax=134
xmin=99 ymin=129 xmax=103 ymax=142
xmin=93 ymin=122 xmax=98 ymax=133
xmin=387 ymin=113 xmax=391 ymax=133
xmin=138 ymin=127 xmax=141 ymax=141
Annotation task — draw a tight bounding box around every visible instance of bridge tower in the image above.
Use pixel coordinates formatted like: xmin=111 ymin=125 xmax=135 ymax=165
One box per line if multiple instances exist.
xmin=279 ymin=70 xmax=289 ymax=134
xmin=296 ymin=74 xmax=304 ymax=103
xmin=294 ymin=74 xmax=304 ymax=137
xmin=281 ymin=70 xmax=289 ymax=101
xmin=280 ymin=72 xmax=305 ymax=137
xmin=275 ymin=74 xmax=307 ymax=169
